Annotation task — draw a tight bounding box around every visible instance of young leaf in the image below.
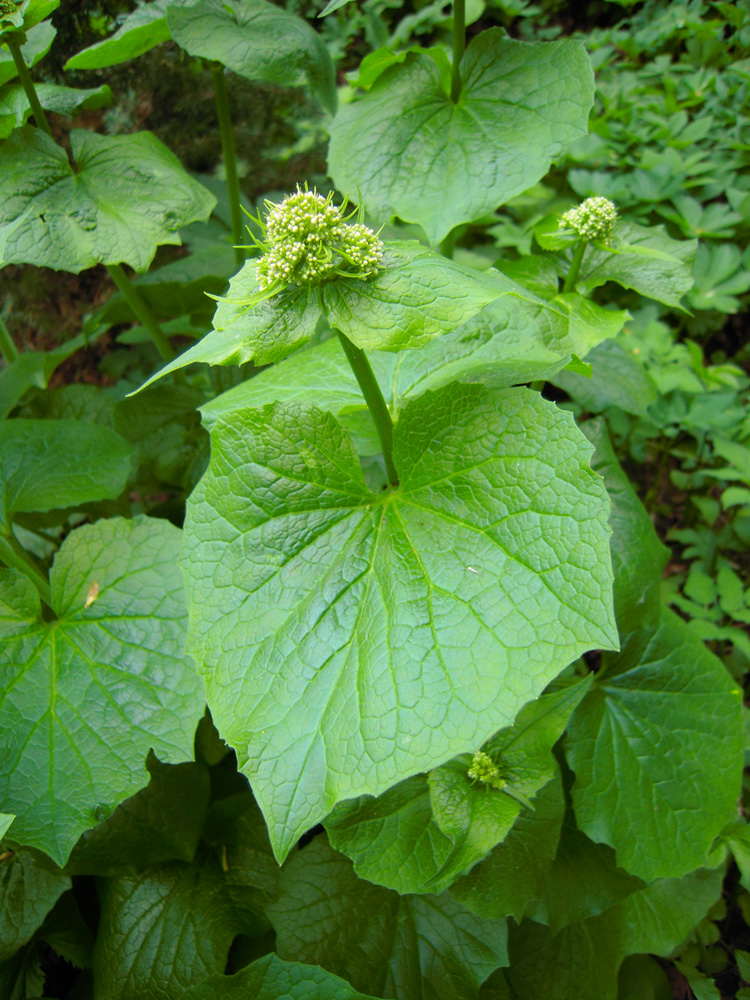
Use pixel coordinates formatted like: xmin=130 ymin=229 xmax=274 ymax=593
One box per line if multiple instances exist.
xmin=0 ymin=82 xmax=113 ymax=139
xmin=565 ymin=608 xmax=743 ymax=881
xmin=181 ymin=953 xmax=381 ymax=1000
xmin=166 ymin=0 xmax=337 ymax=115
xmin=0 ymin=20 xmax=56 ymax=90
xmin=0 ymin=127 xmax=216 ymax=273
xmin=329 ymin=32 xmax=594 ymax=244
xmin=507 ymin=867 xmax=723 ymax=1000
xmin=267 ymin=834 xmax=508 ymax=1000
xmin=0 ymin=418 xmax=132 ymax=530
xmin=0 ymin=850 xmax=69 ymax=962
xmin=182 ymin=384 xmax=616 ymax=860
xmin=64 ymin=0 xmax=169 ymax=70
xmin=92 ymin=849 xmax=248 ymax=1000
xmin=573 ymin=220 xmax=697 ymax=308
xmin=0 ymin=517 xmax=206 ymax=866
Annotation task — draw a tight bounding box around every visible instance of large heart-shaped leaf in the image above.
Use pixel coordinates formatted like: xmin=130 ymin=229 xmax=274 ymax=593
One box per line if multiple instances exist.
xmin=565 ymin=608 xmax=743 ymax=881
xmin=0 ymin=418 xmax=132 ymax=530
xmin=326 ymin=680 xmax=590 ymax=895
xmin=64 ymin=0 xmax=169 ymax=70
xmin=166 ymin=0 xmax=336 ymax=114
xmin=0 ymin=82 xmax=113 ymax=139
xmin=0 ymin=517 xmax=205 ymax=866
xmin=267 ymin=834 xmax=507 ymax=1000
xmin=182 ymin=384 xmax=617 ymax=860
xmin=182 ymin=954 xmax=381 ymax=1000
xmin=0 ymin=127 xmax=215 ymax=273
xmin=329 ymin=31 xmax=594 ymax=244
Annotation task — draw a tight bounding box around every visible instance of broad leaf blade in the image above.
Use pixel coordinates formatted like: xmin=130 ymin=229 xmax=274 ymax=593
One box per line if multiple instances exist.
xmin=329 ymin=32 xmax=594 ymax=244
xmin=0 ymin=418 xmax=132 ymax=529
xmin=166 ymin=0 xmax=336 ymax=114
xmin=0 ymin=20 xmax=55 ymax=88
xmin=0 ymin=127 xmax=215 ymax=273
xmin=267 ymin=835 xmax=507 ymax=1000
xmin=0 ymin=517 xmax=206 ymax=866
xmin=64 ymin=0 xmax=169 ymax=70
xmin=183 ymin=385 xmax=616 ymax=860
xmin=566 ymin=608 xmax=743 ymax=881
xmin=0 ymin=82 xmax=113 ymax=139
xmin=0 ymin=850 xmax=69 ymax=962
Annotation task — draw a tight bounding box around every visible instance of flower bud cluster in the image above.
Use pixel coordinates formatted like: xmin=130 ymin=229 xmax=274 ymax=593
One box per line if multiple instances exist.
xmin=0 ymin=0 xmax=19 ymax=16
xmin=560 ymin=196 xmax=617 ymax=244
xmin=467 ymin=750 xmax=502 ymax=786
xmin=256 ymin=188 xmax=383 ymax=293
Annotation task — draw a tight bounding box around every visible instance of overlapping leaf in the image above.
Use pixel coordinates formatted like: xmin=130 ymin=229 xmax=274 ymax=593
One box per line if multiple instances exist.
xmin=0 ymin=517 xmax=205 ymax=865
xmin=0 ymin=849 xmax=69 ymax=962
xmin=64 ymin=0 xmax=169 ymax=70
xmin=0 ymin=82 xmax=112 ymax=139
xmin=0 ymin=127 xmax=215 ymax=273
xmin=182 ymin=954 xmax=381 ymax=1000
xmin=329 ymin=32 xmax=594 ymax=243
xmin=183 ymin=383 xmax=616 ymax=859
xmin=0 ymin=20 xmax=55 ymax=88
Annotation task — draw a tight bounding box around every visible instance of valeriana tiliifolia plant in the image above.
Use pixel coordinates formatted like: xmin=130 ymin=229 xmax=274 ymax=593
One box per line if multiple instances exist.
xmin=138 ymin=186 xmax=621 ymax=860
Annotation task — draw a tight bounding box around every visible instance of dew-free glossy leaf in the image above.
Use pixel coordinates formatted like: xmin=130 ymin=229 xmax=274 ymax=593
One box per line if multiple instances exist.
xmin=507 ymin=868 xmax=723 ymax=1000
xmin=0 ymin=20 xmax=55 ymax=88
xmin=267 ymin=835 xmax=507 ymax=1000
xmin=0 ymin=814 xmax=12 ymax=840
xmin=566 ymin=609 xmax=743 ymax=881
xmin=166 ymin=0 xmax=336 ymax=114
xmin=93 ymin=849 xmax=247 ymax=1000
xmin=326 ymin=681 xmax=590 ymax=894
xmin=181 ymin=953 xmax=381 ymax=1000
xmin=0 ymin=82 xmax=113 ymax=138
xmin=64 ymin=0 xmax=169 ymax=70
xmin=0 ymin=127 xmax=215 ymax=273
xmin=552 ymin=340 xmax=657 ymax=418
xmin=0 ymin=418 xmax=132 ymax=530
xmin=0 ymin=850 xmax=69 ymax=961
xmin=574 ymin=221 xmax=697 ymax=308
xmin=0 ymin=517 xmax=205 ymax=866
xmin=183 ymin=384 xmax=616 ymax=859
xmin=329 ymin=32 xmax=594 ymax=244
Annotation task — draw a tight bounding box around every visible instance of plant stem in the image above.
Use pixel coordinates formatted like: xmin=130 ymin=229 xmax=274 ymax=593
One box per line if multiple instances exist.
xmin=563 ymin=239 xmax=587 ymax=294
xmin=0 ymin=316 xmax=19 ymax=363
xmin=211 ymin=62 xmax=245 ymax=270
xmin=6 ymin=36 xmax=53 ymax=138
xmin=451 ymin=0 xmax=466 ymax=103
xmin=106 ymin=264 xmax=175 ymax=362
xmin=439 ymin=230 xmax=455 ymax=259
xmin=336 ymin=331 xmax=399 ymax=488
xmin=0 ymin=532 xmax=53 ymax=612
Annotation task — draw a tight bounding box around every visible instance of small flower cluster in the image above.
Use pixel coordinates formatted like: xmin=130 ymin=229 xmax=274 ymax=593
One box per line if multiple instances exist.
xmin=255 ymin=188 xmax=383 ymax=295
xmin=467 ymin=750 xmax=505 ymax=789
xmin=0 ymin=0 xmax=18 ymax=12
xmin=560 ymin=196 xmax=617 ymax=244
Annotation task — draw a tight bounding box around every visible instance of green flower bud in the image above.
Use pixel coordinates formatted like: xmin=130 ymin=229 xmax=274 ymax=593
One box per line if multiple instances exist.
xmin=0 ymin=0 xmax=19 ymax=13
xmin=467 ymin=750 xmax=501 ymax=786
xmin=560 ymin=196 xmax=617 ymax=244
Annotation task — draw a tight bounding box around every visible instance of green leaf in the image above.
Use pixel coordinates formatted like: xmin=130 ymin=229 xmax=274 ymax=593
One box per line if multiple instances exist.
xmin=0 ymin=814 xmax=12 ymax=840
xmin=267 ymin=834 xmax=508 ymax=1000
xmin=183 ymin=384 xmax=616 ymax=859
xmin=327 ymin=681 xmax=590 ymax=895
xmin=574 ymin=221 xmax=697 ymax=309
xmin=166 ymin=0 xmax=336 ymax=115
xmin=525 ymin=811 xmax=645 ymax=933
xmin=617 ymin=955 xmax=672 ymax=1000
xmin=553 ymin=340 xmax=657 ymax=418
xmin=14 ymin=0 xmax=58 ymax=32
xmin=181 ymin=953 xmax=381 ymax=1000
xmin=0 ymin=82 xmax=113 ymax=139
xmin=0 ymin=850 xmax=69 ymax=962
xmin=0 ymin=941 xmax=44 ymax=1000
xmin=0 ymin=127 xmax=216 ymax=273
xmin=583 ymin=418 xmax=669 ymax=634
xmin=92 ymin=849 xmax=247 ymax=1000
xmin=0 ymin=418 xmax=132 ymax=530
xmin=329 ymin=32 xmax=594 ymax=244
xmin=565 ymin=609 xmax=743 ymax=881
xmin=0 ymin=19 xmax=55 ymax=88
xmin=64 ymin=756 xmax=211 ymax=877
xmin=0 ymin=516 xmax=206 ymax=866
xmin=37 ymin=891 xmax=94 ymax=969
xmin=507 ymin=868 xmax=723 ymax=1000
xmin=64 ymin=0 xmax=169 ymax=70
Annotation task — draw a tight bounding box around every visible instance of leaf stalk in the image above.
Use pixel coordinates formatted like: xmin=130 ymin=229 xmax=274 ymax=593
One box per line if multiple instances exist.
xmin=0 ymin=315 xmax=19 ymax=363
xmin=211 ymin=62 xmax=245 ymax=270
xmin=6 ymin=35 xmax=53 ymax=137
xmin=336 ymin=331 xmax=399 ymax=488
xmin=106 ymin=264 xmax=175 ymax=362
xmin=563 ymin=239 xmax=587 ymax=294
xmin=0 ymin=532 xmax=54 ymax=613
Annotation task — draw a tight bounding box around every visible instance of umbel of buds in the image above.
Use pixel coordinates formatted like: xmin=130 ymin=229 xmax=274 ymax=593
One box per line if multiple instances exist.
xmin=560 ymin=196 xmax=617 ymax=244
xmin=467 ymin=750 xmax=506 ymax=789
xmin=248 ymin=187 xmax=384 ymax=300
xmin=0 ymin=0 xmax=19 ymax=14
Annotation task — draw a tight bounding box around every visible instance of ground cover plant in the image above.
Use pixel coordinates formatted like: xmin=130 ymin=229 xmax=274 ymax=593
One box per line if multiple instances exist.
xmin=0 ymin=0 xmax=749 ymax=997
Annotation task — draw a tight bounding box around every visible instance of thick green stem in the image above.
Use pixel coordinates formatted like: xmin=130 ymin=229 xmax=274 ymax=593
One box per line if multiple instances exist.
xmin=0 ymin=316 xmax=19 ymax=363
xmin=451 ymin=0 xmax=466 ymax=103
xmin=563 ymin=239 xmax=587 ymax=294
xmin=6 ymin=36 xmax=53 ymax=137
xmin=0 ymin=532 xmax=53 ymax=612
xmin=106 ymin=264 xmax=175 ymax=362
xmin=336 ymin=332 xmax=399 ymax=488
xmin=211 ymin=63 xmax=245 ymax=270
